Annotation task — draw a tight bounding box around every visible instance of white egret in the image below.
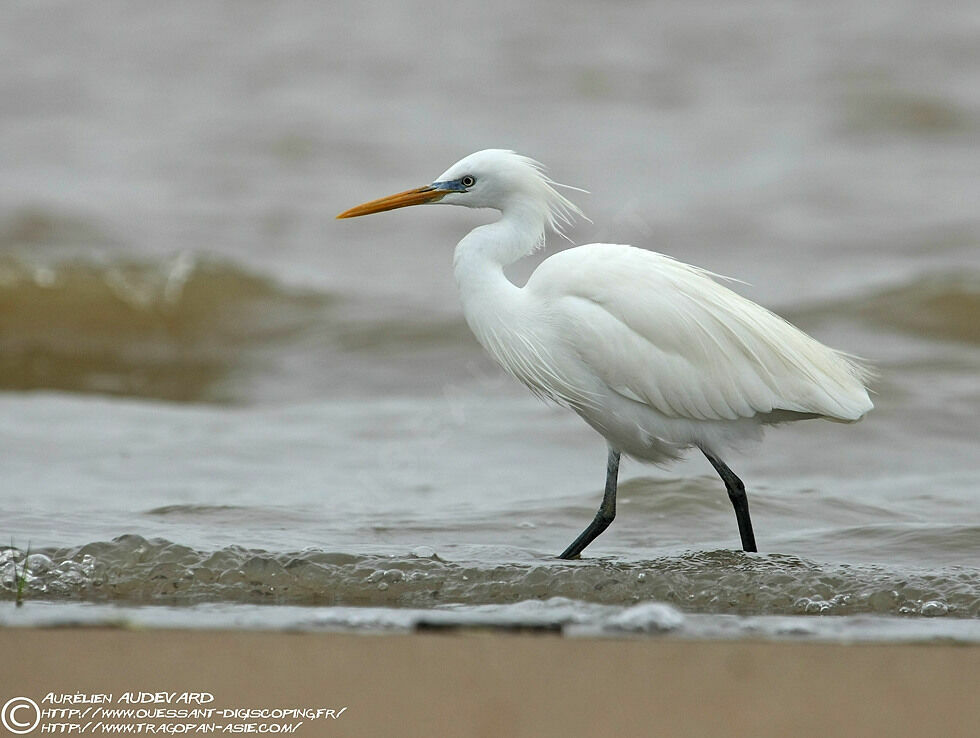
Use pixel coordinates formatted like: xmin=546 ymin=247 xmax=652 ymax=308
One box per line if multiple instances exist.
xmin=337 ymin=150 xmax=873 ymax=558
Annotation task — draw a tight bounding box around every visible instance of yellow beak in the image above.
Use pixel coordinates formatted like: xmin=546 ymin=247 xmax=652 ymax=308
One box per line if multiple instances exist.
xmin=336 ymin=185 xmax=447 ymax=219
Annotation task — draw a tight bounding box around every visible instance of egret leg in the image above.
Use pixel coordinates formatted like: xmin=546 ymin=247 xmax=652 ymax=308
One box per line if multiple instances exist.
xmin=702 ymin=450 xmax=758 ymax=552
xmin=559 ymin=447 xmax=621 ymax=559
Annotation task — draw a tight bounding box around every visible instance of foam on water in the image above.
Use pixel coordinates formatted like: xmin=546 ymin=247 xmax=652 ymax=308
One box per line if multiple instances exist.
xmin=2 ymin=537 xmax=977 ymax=620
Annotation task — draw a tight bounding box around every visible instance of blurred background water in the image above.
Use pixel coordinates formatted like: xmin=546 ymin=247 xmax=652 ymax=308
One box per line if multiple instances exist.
xmin=1 ymin=1 xmax=978 ymax=636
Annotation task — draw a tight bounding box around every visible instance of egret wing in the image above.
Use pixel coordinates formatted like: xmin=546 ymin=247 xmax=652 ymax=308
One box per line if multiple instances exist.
xmin=528 ymin=244 xmax=872 ymax=422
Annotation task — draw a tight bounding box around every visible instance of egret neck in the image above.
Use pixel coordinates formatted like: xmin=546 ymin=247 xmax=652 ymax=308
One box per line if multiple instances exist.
xmin=453 ymin=199 xmax=546 ymax=333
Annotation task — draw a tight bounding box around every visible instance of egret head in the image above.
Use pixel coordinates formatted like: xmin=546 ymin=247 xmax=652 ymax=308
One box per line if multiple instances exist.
xmin=337 ymin=149 xmax=584 ymax=235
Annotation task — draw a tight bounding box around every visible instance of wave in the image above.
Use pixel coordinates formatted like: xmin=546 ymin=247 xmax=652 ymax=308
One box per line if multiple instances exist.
xmin=2 ymin=535 xmax=977 ymax=618
xmin=0 ymin=250 xmax=477 ymax=402
xmin=0 ymin=252 xmax=331 ymax=402
xmin=798 ymin=271 xmax=980 ymax=345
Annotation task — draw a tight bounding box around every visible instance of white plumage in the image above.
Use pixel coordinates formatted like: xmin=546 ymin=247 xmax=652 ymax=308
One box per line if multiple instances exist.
xmin=338 ymin=149 xmax=873 ymax=558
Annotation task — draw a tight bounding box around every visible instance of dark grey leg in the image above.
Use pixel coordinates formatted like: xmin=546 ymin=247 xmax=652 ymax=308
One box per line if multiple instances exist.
xmin=559 ymin=447 xmax=621 ymax=559
xmin=702 ymin=449 xmax=758 ymax=552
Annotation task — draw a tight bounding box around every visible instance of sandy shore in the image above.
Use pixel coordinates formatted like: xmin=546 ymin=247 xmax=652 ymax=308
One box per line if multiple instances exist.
xmin=1 ymin=628 xmax=977 ymax=737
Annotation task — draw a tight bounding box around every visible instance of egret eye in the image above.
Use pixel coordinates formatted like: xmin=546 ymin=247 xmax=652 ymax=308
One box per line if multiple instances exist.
xmin=460 ymin=175 xmax=476 ymax=188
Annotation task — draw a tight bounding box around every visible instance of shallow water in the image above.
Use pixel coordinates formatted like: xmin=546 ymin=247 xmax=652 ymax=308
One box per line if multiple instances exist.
xmin=1 ymin=1 xmax=978 ymax=640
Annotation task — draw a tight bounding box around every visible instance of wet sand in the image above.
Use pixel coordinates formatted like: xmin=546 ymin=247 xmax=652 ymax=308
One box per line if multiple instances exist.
xmin=2 ymin=628 xmax=977 ymax=737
